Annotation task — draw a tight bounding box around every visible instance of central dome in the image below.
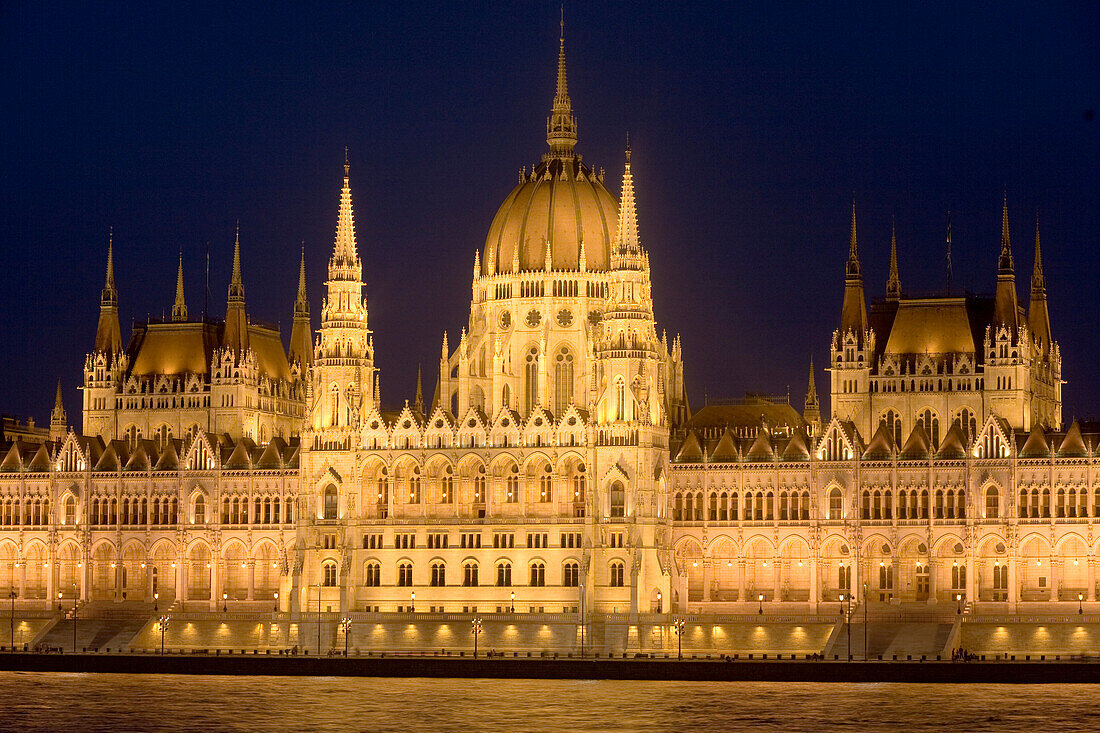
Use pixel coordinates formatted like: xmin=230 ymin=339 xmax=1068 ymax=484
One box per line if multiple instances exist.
xmin=483 ymin=156 xmax=618 ymax=275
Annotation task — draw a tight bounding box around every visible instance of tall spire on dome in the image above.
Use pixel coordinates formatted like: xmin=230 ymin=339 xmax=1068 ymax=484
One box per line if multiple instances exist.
xmin=545 ymin=6 xmax=578 ymax=157
xmin=93 ymin=227 xmax=123 ymax=356
xmin=1029 ymin=212 xmax=1052 ymax=357
xmin=994 ymin=192 xmax=1019 ymax=331
xmin=223 ymin=222 xmax=249 ymax=354
xmin=885 ymin=217 xmax=901 ymax=301
xmin=839 ymin=199 xmax=868 ymax=344
xmin=172 ymin=251 xmax=187 ymax=321
xmin=613 ymin=137 xmax=641 ymax=261
xmin=289 ymin=242 xmax=313 ymax=368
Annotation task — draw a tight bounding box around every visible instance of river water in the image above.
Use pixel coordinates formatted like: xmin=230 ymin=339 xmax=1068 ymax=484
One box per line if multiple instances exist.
xmin=1 ymin=672 xmax=1098 ymax=731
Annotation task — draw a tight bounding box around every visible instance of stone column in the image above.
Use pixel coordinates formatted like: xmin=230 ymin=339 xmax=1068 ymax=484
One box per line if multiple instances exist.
xmin=1051 ymin=559 xmax=1062 ymax=602
xmin=46 ymin=553 xmax=57 ymax=608
xmin=773 ymin=559 xmax=782 ymax=602
xmin=209 ymin=560 xmax=219 ymax=610
xmin=927 ymin=560 xmax=937 ymax=605
xmin=18 ymin=560 xmax=26 ymax=600
xmin=702 ymin=560 xmax=712 ymax=602
xmin=113 ymin=561 xmax=121 ymax=602
xmin=174 ymin=555 xmax=184 ymax=603
xmin=247 ymin=562 xmax=255 ymax=601
xmin=1008 ymin=556 xmax=1018 ymax=609
xmin=809 ymin=559 xmax=819 ymax=606
xmin=965 ymin=556 xmax=976 ymax=603
xmin=1089 ymin=558 xmax=1096 ymax=602
xmin=891 ymin=557 xmax=900 ymax=603
xmin=737 ymin=560 xmax=746 ymax=603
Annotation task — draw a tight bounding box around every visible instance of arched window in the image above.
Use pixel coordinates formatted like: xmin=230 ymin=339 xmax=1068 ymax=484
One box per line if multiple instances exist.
xmin=396 ymin=562 xmax=413 ymax=586
xmin=524 ymin=347 xmax=539 ymax=413
xmin=881 ymin=409 xmax=902 ymax=447
xmin=322 ymin=560 xmax=338 ymax=587
xmin=430 ymin=562 xmax=446 ymax=587
xmin=154 ymin=424 xmax=172 ymax=452
xmin=474 ymin=466 xmax=486 ymax=503
xmin=673 ymin=492 xmax=683 ymax=521
xmin=409 ymin=468 xmax=421 ymax=504
xmin=829 ymin=488 xmax=842 ymax=520
xmin=193 ymin=495 xmax=205 ymax=524
xmin=323 ymin=484 xmax=339 ymax=519
xmin=610 ymin=481 xmax=625 ymax=518
xmin=506 ymin=466 xmax=519 ymax=503
xmin=501 ymin=384 xmax=511 ymax=409
xmin=496 ymin=561 xmax=512 ymax=586
xmin=985 ymin=487 xmax=1000 ymax=518
xmin=529 ymin=561 xmax=546 ymax=587
xmin=614 ymin=378 xmax=626 ymax=421
xmin=610 ymin=561 xmax=625 ymax=587
xmin=364 ymin=562 xmax=381 ymax=586
xmin=710 ymin=492 xmax=719 ymax=521
xmin=463 ymin=562 xmax=479 ymax=587
xmin=572 ymin=465 xmax=586 ymax=504
xmin=553 ymin=346 xmax=574 ymax=416
xmin=539 ymin=466 xmax=553 ymax=502
xmin=64 ymin=495 xmax=77 ymax=526
xmin=957 ymin=408 xmax=977 ymax=443
xmin=917 ymin=408 xmax=940 ymax=447
xmin=563 ymin=561 xmax=580 ymax=587
xmin=441 ymin=467 xmax=454 ymax=504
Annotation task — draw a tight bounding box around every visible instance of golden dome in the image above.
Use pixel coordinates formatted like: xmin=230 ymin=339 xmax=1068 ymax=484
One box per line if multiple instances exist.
xmin=483 ymin=156 xmax=618 ymax=275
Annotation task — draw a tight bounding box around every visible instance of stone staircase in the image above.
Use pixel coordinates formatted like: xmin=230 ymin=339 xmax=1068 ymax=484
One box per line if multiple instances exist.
xmin=826 ymin=622 xmax=954 ymax=659
xmin=36 ymin=601 xmax=156 ymax=652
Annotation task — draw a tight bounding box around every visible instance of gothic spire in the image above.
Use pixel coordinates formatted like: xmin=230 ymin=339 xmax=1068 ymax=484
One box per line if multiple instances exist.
xmin=228 ymin=223 xmax=245 ymax=304
xmin=885 ymin=217 xmax=901 ymax=300
xmin=93 ymin=228 xmax=123 ymax=356
xmin=994 ymin=193 xmax=1019 ymax=331
xmin=289 ymin=242 xmax=313 ymax=368
xmin=839 ymin=200 xmax=868 ymax=344
xmin=49 ymin=379 xmax=66 ymax=441
xmin=614 ymin=140 xmax=640 ymax=258
xmin=331 ymin=154 xmax=361 ymax=275
xmin=545 ymin=7 xmax=578 ymax=157
xmin=1029 ymin=212 xmax=1053 ymax=357
xmin=414 ymin=364 xmax=424 ymax=414
xmin=223 ymin=223 xmax=249 ymax=354
xmin=172 ymin=252 xmax=187 ymax=321
xmin=803 ymin=358 xmax=821 ymax=429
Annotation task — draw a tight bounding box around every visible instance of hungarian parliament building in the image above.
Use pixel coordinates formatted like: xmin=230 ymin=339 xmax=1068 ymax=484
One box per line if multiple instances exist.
xmin=0 ymin=30 xmax=1083 ymax=620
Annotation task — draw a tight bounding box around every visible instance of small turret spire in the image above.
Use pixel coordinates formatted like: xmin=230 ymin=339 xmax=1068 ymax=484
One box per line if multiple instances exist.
xmin=999 ymin=190 xmax=1014 ymax=273
xmin=331 ymin=154 xmax=360 ymax=271
xmin=93 ymin=228 xmax=123 ymax=356
xmin=1029 ymin=211 xmax=1053 ymax=357
xmin=994 ymin=193 xmax=1019 ymax=330
xmin=172 ymin=251 xmax=188 ymax=321
xmin=101 ymin=226 xmax=118 ymax=307
xmin=223 ymin=222 xmax=249 ymax=354
xmin=228 ymin=222 xmax=245 ymax=303
xmin=289 ymin=241 xmax=313 ymax=368
xmin=886 ymin=217 xmax=901 ymax=300
xmin=613 ymin=142 xmax=641 ymax=259
xmin=49 ymin=380 xmax=66 ymax=441
xmin=1031 ymin=211 xmax=1045 ymax=296
xmin=846 ymin=198 xmax=861 ymax=277
xmin=295 ymin=242 xmax=309 ymax=316
xmin=545 ymin=6 xmax=578 ymax=156
xmin=803 ymin=358 xmax=821 ymax=432
xmin=414 ymin=364 xmax=424 ymax=414
xmin=839 ymin=199 xmax=868 ymax=345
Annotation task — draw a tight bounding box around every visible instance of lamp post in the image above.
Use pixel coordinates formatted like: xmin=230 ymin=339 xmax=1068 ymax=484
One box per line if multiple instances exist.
xmin=758 ymin=593 xmax=763 ymax=616
xmin=72 ymin=582 xmax=78 ymax=654
xmin=956 ymin=593 xmax=962 ymax=615
xmin=159 ymin=615 xmax=170 ymax=655
xmin=222 ymin=591 xmax=228 ymax=614
xmin=411 ymin=591 xmax=416 ymax=613
xmin=656 ymin=589 xmax=662 ymax=614
xmin=509 ymin=591 xmax=514 ymax=614
xmin=1080 ymin=593 xmax=1085 ymax=615
xmin=273 ymin=590 xmax=279 ymax=613
xmin=863 ymin=581 xmax=868 ymax=662
xmin=8 ymin=589 xmax=16 ymax=652
xmin=471 ymin=617 xmax=482 ymax=658
xmin=153 ymin=591 xmax=159 ymax=612
xmin=57 ymin=591 xmax=62 ymax=612
xmin=341 ymin=617 xmax=352 ymax=656
xmin=316 ymin=585 xmax=322 ymax=655
xmin=673 ymin=618 xmax=685 ymax=660
xmin=840 ymin=593 xmax=850 ymax=661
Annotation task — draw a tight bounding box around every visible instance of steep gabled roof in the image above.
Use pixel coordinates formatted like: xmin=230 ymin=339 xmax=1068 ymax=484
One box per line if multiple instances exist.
xmin=1019 ymin=423 xmax=1050 ymax=458
xmin=781 ymin=429 xmax=811 ymax=461
xmin=746 ymin=428 xmax=775 ymax=462
xmin=27 ymin=445 xmax=52 ymax=472
xmin=862 ymin=421 xmax=896 ymax=461
xmin=936 ymin=421 xmax=968 ymax=460
xmin=155 ymin=441 xmax=180 ymax=471
xmin=124 ymin=441 xmax=154 ymax=471
xmin=710 ymin=429 xmax=740 ymax=463
xmin=255 ymin=438 xmax=286 ymax=469
xmin=224 ymin=440 xmax=252 ymax=470
xmin=674 ymin=431 xmax=704 ymax=462
xmin=899 ymin=422 xmax=931 ymax=460
xmin=1058 ymin=420 xmax=1089 ymax=458
xmin=0 ymin=442 xmax=27 ymax=471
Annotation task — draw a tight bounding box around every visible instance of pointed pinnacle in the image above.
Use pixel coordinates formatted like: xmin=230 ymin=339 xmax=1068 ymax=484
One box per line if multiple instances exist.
xmin=172 ymin=251 xmax=188 ymax=321
xmin=1000 ymin=192 xmax=1014 ymax=272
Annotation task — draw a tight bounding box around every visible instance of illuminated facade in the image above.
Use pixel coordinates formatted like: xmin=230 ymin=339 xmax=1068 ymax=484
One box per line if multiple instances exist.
xmin=0 ymin=26 xmax=1092 ymax=622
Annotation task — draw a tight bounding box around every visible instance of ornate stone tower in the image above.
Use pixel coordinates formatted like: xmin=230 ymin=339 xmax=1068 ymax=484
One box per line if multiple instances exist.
xmin=83 ymin=230 xmax=126 ymax=437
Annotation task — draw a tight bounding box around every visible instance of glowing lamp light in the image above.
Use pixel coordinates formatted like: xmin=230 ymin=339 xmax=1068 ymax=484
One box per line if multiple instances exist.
xmin=692 ymin=561 xmax=698 ymax=568
xmin=1037 ymin=560 xmax=1042 ymax=566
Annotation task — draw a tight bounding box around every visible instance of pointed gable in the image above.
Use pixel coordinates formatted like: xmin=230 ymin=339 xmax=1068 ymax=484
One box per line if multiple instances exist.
xmin=674 ymin=431 xmax=704 ymax=463
xmin=1019 ymin=423 xmax=1050 ymax=458
xmin=936 ymin=421 xmax=968 ymax=460
xmin=155 ymin=441 xmax=181 ymax=471
xmin=27 ymin=445 xmax=52 ymax=472
xmin=256 ymin=438 xmax=286 ymax=469
xmin=125 ymin=441 xmax=153 ymax=471
xmin=899 ymin=422 xmax=931 ymax=460
xmin=183 ymin=431 xmax=218 ymax=471
xmin=817 ymin=417 xmax=860 ymax=460
xmin=95 ymin=441 xmax=126 ymax=472
xmin=862 ymin=421 xmax=896 ymax=461
xmin=746 ymin=428 xmax=775 ymax=462
xmin=1058 ymin=420 xmax=1089 ymax=458
xmin=224 ymin=439 xmax=252 ymax=470
xmin=710 ymin=429 xmax=740 ymax=463
xmin=974 ymin=414 xmax=1013 ymax=459
xmin=0 ymin=442 xmax=27 ymax=472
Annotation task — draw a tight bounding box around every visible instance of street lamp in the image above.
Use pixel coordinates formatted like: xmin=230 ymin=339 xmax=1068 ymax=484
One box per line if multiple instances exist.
xmin=758 ymin=593 xmax=763 ymax=616
xmin=509 ymin=591 xmax=514 ymax=614
xmin=159 ymin=615 xmax=170 ymax=655
xmin=471 ymin=617 xmax=482 ymax=658
xmin=410 ymin=591 xmax=415 ymax=613
xmin=222 ymin=591 xmax=228 ymax=614
xmin=153 ymin=591 xmax=159 ymax=612
xmin=341 ymin=617 xmax=352 ymax=656
xmin=273 ymin=591 xmax=279 ymax=613
xmin=72 ymin=582 xmax=78 ymax=654
xmin=673 ymin=618 xmax=685 ymax=660
xmin=956 ymin=593 xmax=962 ymax=615
xmin=57 ymin=591 xmax=62 ymax=612
xmin=840 ymin=593 xmax=851 ymax=661
xmin=1080 ymin=593 xmax=1085 ymax=615
xmin=656 ymin=590 xmax=662 ymax=614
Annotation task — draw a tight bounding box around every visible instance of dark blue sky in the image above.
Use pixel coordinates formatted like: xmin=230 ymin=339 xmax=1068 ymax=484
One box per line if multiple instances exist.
xmin=1 ymin=2 xmax=1097 ymax=426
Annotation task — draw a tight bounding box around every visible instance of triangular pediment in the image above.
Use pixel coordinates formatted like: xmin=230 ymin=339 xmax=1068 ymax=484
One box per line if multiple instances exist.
xmin=974 ymin=414 xmax=1013 ymax=459
xmin=182 ymin=430 xmax=218 ymax=471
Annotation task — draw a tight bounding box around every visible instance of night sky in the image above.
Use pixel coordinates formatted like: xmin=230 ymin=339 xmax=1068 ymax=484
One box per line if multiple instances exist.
xmin=1 ymin=2 xmax=1097 ymax=428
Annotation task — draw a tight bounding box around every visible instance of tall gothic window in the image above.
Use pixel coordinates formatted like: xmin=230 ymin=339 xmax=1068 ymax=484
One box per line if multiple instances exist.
xmin=553 ymin=346 xmax=574 ymax=416
xmin=525 ymin=347 xmax=539 ymax=414
xmin=881 ymin=409 xmax=901 ymax=447
xmin=615 ymin=379 xmax=626 ymax=421
xmin=610 ymin=481 xmax=625 ymax=518
xmin=917 ymin=408 xmax=940 ymax=447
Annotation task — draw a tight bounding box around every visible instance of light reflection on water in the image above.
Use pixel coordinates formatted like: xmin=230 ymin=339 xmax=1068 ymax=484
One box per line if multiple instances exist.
xmin=1 ymin=672 xmax=1099 ymax=732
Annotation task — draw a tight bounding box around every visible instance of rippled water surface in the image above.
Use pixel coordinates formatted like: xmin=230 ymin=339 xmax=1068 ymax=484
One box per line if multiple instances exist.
xmin=2 ymin=672 xmax=1100 ymax=731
